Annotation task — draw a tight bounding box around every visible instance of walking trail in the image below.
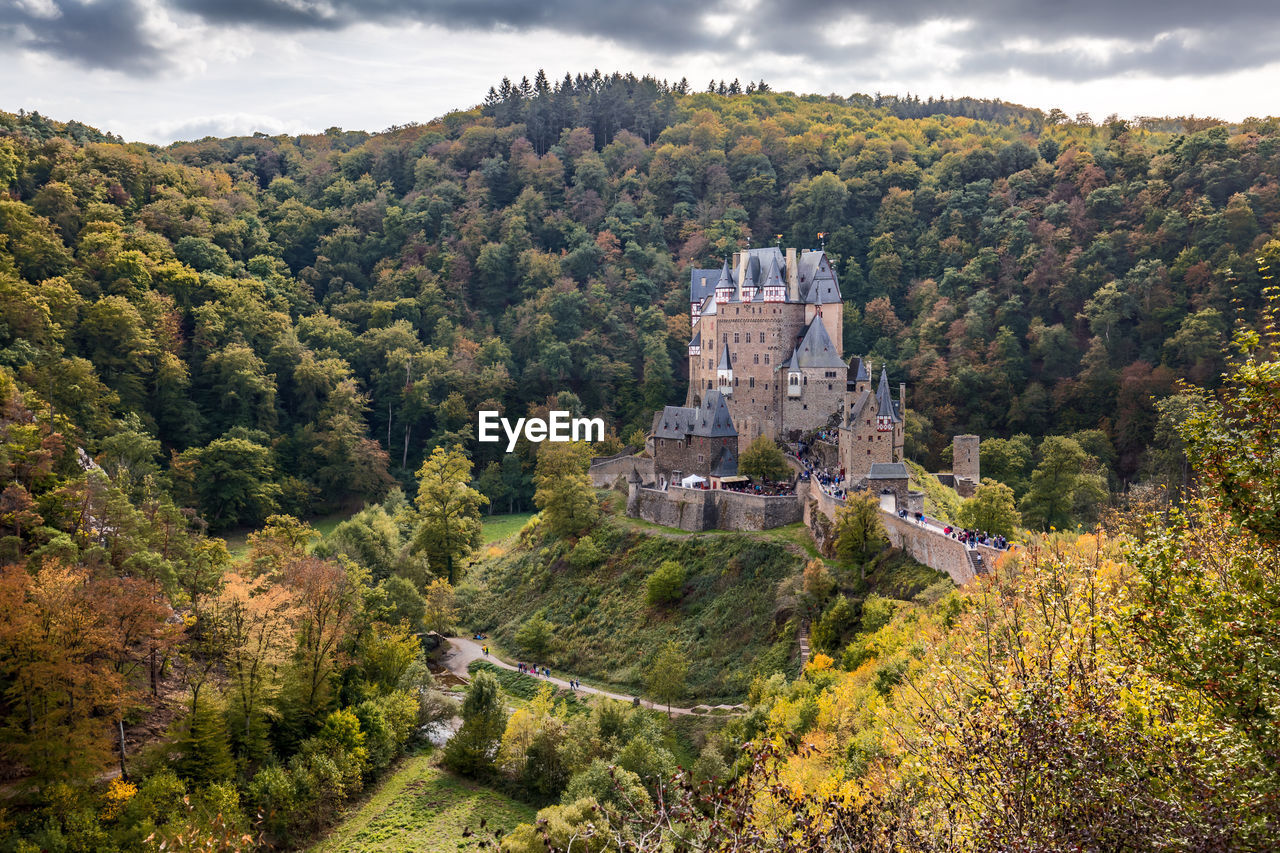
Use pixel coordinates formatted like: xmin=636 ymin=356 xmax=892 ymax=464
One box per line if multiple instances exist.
xmin=440 ymin=637 xmax=745 ymax=717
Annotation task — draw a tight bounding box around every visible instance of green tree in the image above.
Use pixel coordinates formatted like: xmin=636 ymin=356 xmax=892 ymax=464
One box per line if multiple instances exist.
xmin=980 ymin=435 xmax=1035 ymax=498
xmin=413 ymin=446 xmax=487 ymax=584
xmin=1019 ymin=436 xmax=1108 ymax=531
xmin=811 ymin=594 xmax=858 ymax=653
xmin=1177 ymin=306 xmax=1280 ymax=541
xmin=834 ymin=494 xmax=888 ymax=573
xmin=533 ymin=441 xmax=598 ymax=539
xmin=645 ymin=560 xmax=685 ymax=607
xmin=515 ymin=613 xmax=552 ymax=657
xmin=956 ymin=479 xmax=1022 ymax=537
xmin=646 ymin=640 xmax=689 ymax=716
xmin=738 ymin=434 xmax=789 ymax=482
xmin=179 ymin=434 xmax=283 ymax=530
xmin=443 ymin=669 xmax=505 ymax=776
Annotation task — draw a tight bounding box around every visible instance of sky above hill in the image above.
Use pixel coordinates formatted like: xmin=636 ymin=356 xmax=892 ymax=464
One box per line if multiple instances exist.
xmin=4 ymin=0 xmax=1278 ymax=144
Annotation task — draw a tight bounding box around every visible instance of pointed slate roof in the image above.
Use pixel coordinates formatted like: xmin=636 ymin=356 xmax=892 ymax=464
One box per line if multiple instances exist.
xmin=717 ymin=345 xmax=733 ymax=371
xmin=844 ymin=390 xmax=872 ymax=426
xmin=876 ymin=367 xmax=900 ymax=422
xmin=710 ymin=445 xmax=738 ymax=478
xmin=692 ymin=390 xmax=737 ymax=438
xmin=654 ymin=405 xmax=697 ymax=440
xmin=714 ymin=259 xmax=733 ymax=292
xmin=851 ymin=357 xmax=871 ymax=383
xmin=761 ymin=255 xmax=785 ymax=291
xmin=791 ymin=319 xmax=847 ymax=369
xmin=739 ymin=262 xmax=757 ymax=298
xmin=689 ymin=329 xmax=701 ymax=349
xmin=794 ymin=250 xmax=840 ymax=302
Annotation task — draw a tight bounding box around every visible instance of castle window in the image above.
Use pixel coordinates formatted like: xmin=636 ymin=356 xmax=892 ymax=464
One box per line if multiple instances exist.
xmin=754 ymin=354 xmax=759 ymax=364
xmin=749 ymin=377 xmax=755 ymax=388
xmin=867 ymin=449 xmax=872 ymax=455
xmin=733 ymin=333 xmax=739 ymax=343
xmin=723 ymin=334 xmax=728 ymax=344
xmin=759 ymin=332 xmax=765 ymax=343
xmin=764 ymin=355 xmax=769 ymax=364
xmin=803 ymin=404 xmax=808 ymax=410
xmin=828 ymin=384 xmax=833 ymax=390
xmin=698 ymin=455 xmax=704 ymax=463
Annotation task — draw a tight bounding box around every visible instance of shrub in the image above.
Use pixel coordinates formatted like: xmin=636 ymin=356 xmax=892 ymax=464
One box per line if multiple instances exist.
xmin=811 ymin=595 xmax=860 ymax=653
xmin=515 ymin=613 xmax=553 ymax=657
xmin=568 ymin=535 xmax=604 ymax=570
xmin=645 ymin=560 xmax=685 ymax=607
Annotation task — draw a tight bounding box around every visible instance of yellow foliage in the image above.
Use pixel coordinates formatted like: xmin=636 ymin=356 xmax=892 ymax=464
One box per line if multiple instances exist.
xmin=805 ymin=653 xmax=833 ymax=673
xmin=100 ymin=777 xmax=137 ymax=821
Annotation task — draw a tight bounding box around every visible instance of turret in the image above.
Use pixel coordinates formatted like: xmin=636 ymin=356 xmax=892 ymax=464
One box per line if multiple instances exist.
xmin=876 ymin=368 xmax=896 ymax=432
xmin=713 ymin=259 xmax=734 ymax=304
xmin=717 ymin=345 xmax=734 ymax=396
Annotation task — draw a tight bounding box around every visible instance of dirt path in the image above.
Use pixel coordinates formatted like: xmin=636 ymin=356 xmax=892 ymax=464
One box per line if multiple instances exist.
xmin=441 ymin=637 xmax=745 ymax=717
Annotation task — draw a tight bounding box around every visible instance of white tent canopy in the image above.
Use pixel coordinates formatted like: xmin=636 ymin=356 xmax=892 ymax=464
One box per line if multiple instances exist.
xmin=680 ymin=474 xmax=707 ymax=488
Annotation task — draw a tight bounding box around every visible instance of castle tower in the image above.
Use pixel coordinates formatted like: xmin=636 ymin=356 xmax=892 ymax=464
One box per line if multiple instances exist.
xmin=953 ymin=435 xmax=980 ymax=483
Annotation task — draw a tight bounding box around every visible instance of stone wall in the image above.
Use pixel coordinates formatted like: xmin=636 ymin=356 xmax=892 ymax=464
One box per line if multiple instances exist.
xmin=804 ymin=484 xmax=1003 ymax=587
xmin=589 ymin=454 xmax=654 ymax=489
xmin=628 ymin=483 xmax=803 ymax=532
xmin=880 ymin=512 xmax=977 ymax=585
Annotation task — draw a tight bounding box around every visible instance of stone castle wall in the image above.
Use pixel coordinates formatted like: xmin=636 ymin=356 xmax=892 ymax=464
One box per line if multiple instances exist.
xmin=803 ymin=485 xmax=1004 ymax=587
xmin=879 ymin=513 xmax=977 ymax=585
xmin=589 ymin=455 xmax=654 ymax=489
xmin=628 ymin=484 xmax=803 ymax=532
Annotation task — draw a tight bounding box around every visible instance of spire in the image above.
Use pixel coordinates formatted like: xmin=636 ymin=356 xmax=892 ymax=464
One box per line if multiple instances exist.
xmin=714 ymin=258 xmax=733 ymax=304
xmin=876 ymin=367 xmax=898 ymax=421
xmin=718 ymin=345 xmax=732 ymax=370
xmin=852 ymin=357 xmax=871 ymax=383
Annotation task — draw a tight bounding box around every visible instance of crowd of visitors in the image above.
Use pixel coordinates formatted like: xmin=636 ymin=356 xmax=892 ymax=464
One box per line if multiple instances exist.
xmin=721 ymin=479 xmax=793 ymax=496
xmin=896 ymin=508 xmax=1012 ymax=550
xmin=797 ymin=442 xmax=848 ymax=498
xmin=515 ymin=661 xmax=585 ymax=692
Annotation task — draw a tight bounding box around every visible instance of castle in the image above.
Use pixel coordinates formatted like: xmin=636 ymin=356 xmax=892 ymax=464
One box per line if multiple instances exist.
xmin=653 ymin=247 xmax=905 ymax=487
xmin=600 ymin=250 xmax=991 ymax=582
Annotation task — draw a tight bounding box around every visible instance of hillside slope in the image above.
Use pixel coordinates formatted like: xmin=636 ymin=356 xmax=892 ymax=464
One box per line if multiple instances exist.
xmin=463 ymin=518 xmax=805 ymax=703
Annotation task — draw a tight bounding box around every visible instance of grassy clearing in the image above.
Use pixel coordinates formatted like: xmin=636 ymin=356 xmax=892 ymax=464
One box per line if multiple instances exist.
xmin=481 ymin=512 xmax=535 ymax=544
xmin=464 ymin=519 xmax=804 ymax=704
xmin=309 ymin=751 xmax=535 ymax=853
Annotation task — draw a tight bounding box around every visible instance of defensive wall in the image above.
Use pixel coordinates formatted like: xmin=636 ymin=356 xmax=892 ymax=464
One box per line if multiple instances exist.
xmin=802 ymin=481 xmax=1002 ymax=586
xmin=589 ymin=452 xmax=654 ymax=489
xmin=627 ymin=483 xmax=803 ymax=532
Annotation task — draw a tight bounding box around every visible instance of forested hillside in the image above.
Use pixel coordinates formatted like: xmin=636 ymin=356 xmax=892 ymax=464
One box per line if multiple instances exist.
xmin=3 ymin=77 xmax=1278 ymax=533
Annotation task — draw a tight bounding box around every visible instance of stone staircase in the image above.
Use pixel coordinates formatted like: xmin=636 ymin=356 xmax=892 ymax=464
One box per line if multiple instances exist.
xmin=798 ymin=620 xmax=812 ymax=669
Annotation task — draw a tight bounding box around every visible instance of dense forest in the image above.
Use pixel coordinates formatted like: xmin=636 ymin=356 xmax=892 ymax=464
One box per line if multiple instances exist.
xmin=3 ymin=74 xmax=1278 ymax=533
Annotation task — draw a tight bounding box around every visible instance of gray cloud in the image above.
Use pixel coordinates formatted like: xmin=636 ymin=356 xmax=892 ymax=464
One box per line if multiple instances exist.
xmin=4 ymin=0 xmax=1280 ymax=80
xmin=1 ymin=0 xmax=174 ymax=74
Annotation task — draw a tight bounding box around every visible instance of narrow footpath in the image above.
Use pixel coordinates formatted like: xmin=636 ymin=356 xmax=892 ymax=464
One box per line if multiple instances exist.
xmin=440 ymin=637 xmax=745 ymax=717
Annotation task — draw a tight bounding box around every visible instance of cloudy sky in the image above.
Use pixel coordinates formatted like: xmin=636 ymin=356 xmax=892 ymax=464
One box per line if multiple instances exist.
xmin=4 ymin=0 xmax=1278 ymax=144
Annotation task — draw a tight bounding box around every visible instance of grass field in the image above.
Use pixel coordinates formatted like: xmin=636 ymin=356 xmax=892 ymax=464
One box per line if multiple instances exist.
xmin=310 ymin=752 xmax=535 ymax=853
xmin=481 ymin=512 xmax=534 ymax=544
